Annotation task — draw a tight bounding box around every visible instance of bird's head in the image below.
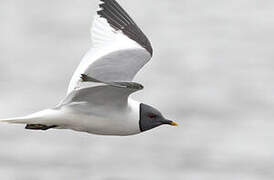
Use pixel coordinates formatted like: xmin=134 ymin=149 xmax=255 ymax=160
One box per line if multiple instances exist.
xmin=139 ymin=103 xmax=178 ymax=132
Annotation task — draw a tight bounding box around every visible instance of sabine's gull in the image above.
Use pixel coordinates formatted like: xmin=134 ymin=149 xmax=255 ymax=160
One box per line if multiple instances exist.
xmin=1 ymin=0 xmax=178 ymax=136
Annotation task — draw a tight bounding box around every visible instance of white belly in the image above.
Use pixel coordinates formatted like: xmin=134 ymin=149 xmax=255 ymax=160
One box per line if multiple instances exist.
xmin=52 ymin=99 xmax=141 ymax=136
xmin=61 ymin=113 xmax=140 ymax=135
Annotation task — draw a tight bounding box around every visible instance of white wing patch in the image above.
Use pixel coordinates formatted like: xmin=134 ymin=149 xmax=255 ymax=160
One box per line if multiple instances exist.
xmin=91 ymin=15 xmax=115 ymax=48
xmin=67 ymin=0 xmax=153 ymax=95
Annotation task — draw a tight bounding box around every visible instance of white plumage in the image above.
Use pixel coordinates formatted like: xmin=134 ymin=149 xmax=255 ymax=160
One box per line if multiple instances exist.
xmin=0 ymin=0 xmax=177 ymax=135
xmin=67 ymin=13 xmax=151 ymax=94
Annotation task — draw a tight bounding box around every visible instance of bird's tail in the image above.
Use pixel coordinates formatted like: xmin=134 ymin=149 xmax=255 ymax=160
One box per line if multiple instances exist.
xmin=0 ymin=109 xmax=59 ymax=130
xmin=0 ymin=117 xmax=30 ymax=124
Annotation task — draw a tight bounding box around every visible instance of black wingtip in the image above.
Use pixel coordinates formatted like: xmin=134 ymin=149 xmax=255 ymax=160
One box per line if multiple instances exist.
xmin=80 ymin=74 xmax=89 ymax=82
xmin=96 ymin=0 xmax=153 ymax=56
xmin=81 ymin=74 xmax=102 ymax=83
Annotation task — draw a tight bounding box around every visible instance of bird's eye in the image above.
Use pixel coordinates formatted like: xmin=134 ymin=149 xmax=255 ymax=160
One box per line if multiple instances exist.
xmin=148 ymin=114 xmax=156 ymax=118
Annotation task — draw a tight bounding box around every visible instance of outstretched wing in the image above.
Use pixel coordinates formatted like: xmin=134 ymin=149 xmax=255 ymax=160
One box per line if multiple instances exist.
xmin=67 ymin=0 xmax=153 ymax=94
xmin=59 ymin=74 xmax=143 ymax=108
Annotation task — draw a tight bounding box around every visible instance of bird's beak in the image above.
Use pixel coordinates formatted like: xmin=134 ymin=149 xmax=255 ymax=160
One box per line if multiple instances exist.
xmin=162 ymin=119 xmax=179 ymax=126
xmin=170 ymin=121 xmax=179 ymax=126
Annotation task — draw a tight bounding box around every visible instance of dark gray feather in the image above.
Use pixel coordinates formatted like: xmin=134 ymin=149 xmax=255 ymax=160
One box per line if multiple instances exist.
xmin=98 ymin=0 xmax=153 ymax=55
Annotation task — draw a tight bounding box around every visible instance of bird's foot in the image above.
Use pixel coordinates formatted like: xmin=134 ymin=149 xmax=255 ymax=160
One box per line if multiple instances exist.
xmin=25 ymin=124 xmax=57 ymax=130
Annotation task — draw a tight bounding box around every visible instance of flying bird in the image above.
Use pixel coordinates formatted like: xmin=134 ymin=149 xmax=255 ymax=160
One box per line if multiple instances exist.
xmin=1 ymin=0 xmax=178 ymax=136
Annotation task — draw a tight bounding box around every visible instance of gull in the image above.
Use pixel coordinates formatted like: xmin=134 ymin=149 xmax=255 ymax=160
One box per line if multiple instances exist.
xmin=1 ymin=0 xmax=178 ymax=136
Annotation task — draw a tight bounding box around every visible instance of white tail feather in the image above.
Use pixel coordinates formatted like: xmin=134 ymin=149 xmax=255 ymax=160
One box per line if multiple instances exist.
xmin=0 ymin=117 xmax=31 ymax=124
xmin=0 ymin=109 xmax=58 ymax=125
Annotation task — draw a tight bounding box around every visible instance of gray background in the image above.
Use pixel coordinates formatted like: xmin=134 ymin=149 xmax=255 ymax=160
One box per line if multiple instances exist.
xmin=0 ymin=0 xmax=274 ymax=179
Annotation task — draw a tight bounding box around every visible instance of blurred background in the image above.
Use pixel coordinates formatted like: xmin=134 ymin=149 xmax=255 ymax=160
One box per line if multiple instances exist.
xmin=1 ymin=0 xmax=274 ymax=179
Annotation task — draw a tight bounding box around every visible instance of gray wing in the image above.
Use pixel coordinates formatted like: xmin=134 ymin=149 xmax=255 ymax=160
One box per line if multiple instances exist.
xmin=80 ymin=74 xmax=144 ymax=90
xmin=59 ymin=74 xmax=143 ymax=108
xmin=60 ymin=84 xmax=141 ymax=109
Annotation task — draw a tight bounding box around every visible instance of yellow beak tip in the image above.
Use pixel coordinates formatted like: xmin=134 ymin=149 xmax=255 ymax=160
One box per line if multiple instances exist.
xmin=170 ymin=122 xmax=179 ymax=126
